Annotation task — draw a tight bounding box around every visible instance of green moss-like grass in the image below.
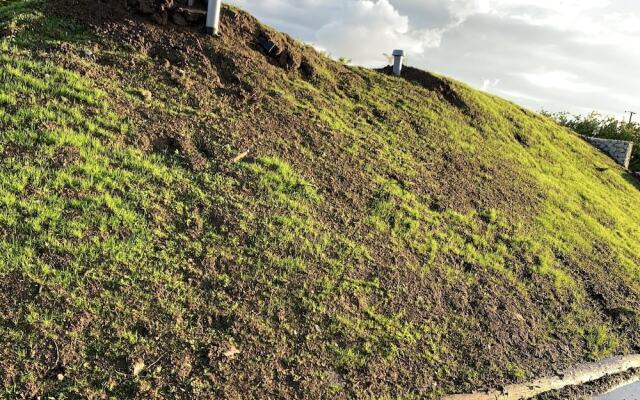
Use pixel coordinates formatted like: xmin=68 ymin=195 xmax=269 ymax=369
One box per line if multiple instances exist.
xmin=0 ymin=1 xmax=639 ymax=398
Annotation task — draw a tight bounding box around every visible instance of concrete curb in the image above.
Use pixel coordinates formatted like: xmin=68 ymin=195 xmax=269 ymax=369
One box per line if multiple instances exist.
xmin=441 ymin=354 xmax=640 ymax=400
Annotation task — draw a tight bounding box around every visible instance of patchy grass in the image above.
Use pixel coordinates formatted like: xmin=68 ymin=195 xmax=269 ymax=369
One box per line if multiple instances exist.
xmin=1 ymin=1 xmax=639 ymax=399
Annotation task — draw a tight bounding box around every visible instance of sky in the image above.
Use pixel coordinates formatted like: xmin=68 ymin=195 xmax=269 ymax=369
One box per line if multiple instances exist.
xmin=227 ymin=0 xmax=640 ymax=119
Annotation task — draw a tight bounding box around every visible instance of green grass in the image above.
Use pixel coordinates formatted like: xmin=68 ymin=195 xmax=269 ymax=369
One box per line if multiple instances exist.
xmin=1 ymin=1 xmax=640 ymax=399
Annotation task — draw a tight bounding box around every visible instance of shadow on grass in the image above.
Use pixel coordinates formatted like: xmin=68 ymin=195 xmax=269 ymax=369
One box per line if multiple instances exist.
xmin=622 ymin=171 xmax=640 ymax=191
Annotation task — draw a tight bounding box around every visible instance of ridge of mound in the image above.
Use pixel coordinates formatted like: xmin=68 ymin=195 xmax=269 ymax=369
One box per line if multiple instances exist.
xmin=1 ymin=1 xmax=639 ymax=399
xmin=378 ymin=66 xmax=470 ymax=113
xmin=53 ymin=0 xmax=327 ymax=78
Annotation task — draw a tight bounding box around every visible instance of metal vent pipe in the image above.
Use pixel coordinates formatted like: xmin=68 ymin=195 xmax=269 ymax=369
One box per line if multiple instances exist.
xmin=206 ymin=0 xmax=222 ymax=35
xmin=392 ymin=49 xmax=404 ymax=76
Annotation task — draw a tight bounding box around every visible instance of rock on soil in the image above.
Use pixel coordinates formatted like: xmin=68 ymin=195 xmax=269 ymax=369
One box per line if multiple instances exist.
xmin=128 ymin=0 xmax=208 ymax=27
xmin=125 ymin=0 xmax=308 ymax=71
xmin=55 ymin=0 xmax=324 ymax=79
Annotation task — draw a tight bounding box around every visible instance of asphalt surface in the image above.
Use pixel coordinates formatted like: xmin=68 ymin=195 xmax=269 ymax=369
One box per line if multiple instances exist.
xmin=596 ymin=381 xmax=640 ymax=400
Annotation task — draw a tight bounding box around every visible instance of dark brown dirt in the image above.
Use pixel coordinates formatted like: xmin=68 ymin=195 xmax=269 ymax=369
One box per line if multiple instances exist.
xmin=378 ymin=65 xmax=470 ymax=113
xmin=0 ymin=142 xmax=31 ymax=161
xmin=53 ymin=0 xmax=322 ymax=79
xmin=50 ymin=0 xmax=332 ymax=174
xmin=61 ymin=0 xmax=208 ymax=28
xmin=51 ymin=145 xmax=81 ymax=169
xmin=7 ymin=2 xmax=636 ymax=399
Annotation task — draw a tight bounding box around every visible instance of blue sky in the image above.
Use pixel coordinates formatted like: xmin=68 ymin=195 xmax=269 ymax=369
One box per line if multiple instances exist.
xmin=229 ymin=0 xmax=640 ymax=119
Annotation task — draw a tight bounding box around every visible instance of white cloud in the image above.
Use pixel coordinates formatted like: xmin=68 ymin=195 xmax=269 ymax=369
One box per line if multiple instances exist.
xmin=448 ymin=0 xmax=492 ymax=22
xmin=315 ymin=0 xmax=443 ymax=65
xmin=522 ymin=71 xmax=604 ymax=94
xmin=228 ymin=0 xmax=640 ymax=116
xmin=495 ymin=89 xmax=547 ymax=104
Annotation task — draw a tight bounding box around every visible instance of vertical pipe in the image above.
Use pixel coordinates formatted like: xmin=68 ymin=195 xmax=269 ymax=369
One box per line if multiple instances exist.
xmin=392 ymin=49 xmax=404 ymax=76
xmin=206 ymin=0 xmax=222 ymax=35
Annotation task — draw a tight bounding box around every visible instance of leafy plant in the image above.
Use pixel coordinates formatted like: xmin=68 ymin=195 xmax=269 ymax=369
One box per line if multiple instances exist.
xmin=543 ymin=110 xmax=640 ymax=170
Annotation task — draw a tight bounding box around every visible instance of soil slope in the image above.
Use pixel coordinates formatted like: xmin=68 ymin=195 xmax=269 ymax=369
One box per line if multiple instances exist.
xmin=1 ymin=1 xmax=640 ymax=398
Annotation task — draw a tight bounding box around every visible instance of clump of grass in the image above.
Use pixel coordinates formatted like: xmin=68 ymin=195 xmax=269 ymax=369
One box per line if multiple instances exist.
xmin=585 ymin=326 xmax=619 ymax=360
xmin=245 ymin=156 xmax=319 ymax=204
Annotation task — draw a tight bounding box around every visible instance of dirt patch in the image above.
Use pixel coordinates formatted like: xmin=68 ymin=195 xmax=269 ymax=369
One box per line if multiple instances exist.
xmin=51 ymin=145 xmax=81 ymax=169
xmin=51 ymin=1 xmax=323 ymax=80
xmin=129 ymin=0 xmax=209 ymax=27
xmin=57 ymin=0 xmax=208 ymax=28
xmin=0 ymin=142 xmax=32 ymax=161
xmin=49 ymin=0 xmax=334 ymax=172
xmin=425 ymin=145 xmax=545 ymax=216
xmin=256 ymin=31 xmax=301 ymax=71
xmin=378 ymin=65 xmax=470 ymax=113
xmin=151 ymin=132 xmax=207 ymax=171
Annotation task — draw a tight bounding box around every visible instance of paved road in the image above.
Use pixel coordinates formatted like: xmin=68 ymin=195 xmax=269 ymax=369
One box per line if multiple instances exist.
xmin=596 ymin=381 xmax=640 ymax=400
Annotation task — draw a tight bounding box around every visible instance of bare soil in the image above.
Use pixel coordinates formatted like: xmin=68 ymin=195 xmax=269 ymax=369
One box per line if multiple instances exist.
xmin=1 ymin=1 xmax=638 ymax=398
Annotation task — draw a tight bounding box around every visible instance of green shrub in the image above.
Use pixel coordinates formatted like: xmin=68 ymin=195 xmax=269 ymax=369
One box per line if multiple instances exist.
xmin=543 ymin=110 xmax=640 ymax=170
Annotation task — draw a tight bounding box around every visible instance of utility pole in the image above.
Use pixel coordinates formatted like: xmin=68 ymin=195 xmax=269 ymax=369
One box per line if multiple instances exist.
xmin=625 ymin=110 xmax=637 ymax=124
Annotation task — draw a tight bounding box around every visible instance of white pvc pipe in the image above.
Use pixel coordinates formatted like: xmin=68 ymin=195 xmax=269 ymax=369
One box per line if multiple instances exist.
xmin=206 ymin=0 xmax=222 ymax=35
xmin=392 ymin=49 xmax=404 ymax=76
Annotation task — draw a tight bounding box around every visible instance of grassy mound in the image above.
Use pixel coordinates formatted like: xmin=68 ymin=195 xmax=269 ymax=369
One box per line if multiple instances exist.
xmin=1 ymin=1 xmax=639 ymax=398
